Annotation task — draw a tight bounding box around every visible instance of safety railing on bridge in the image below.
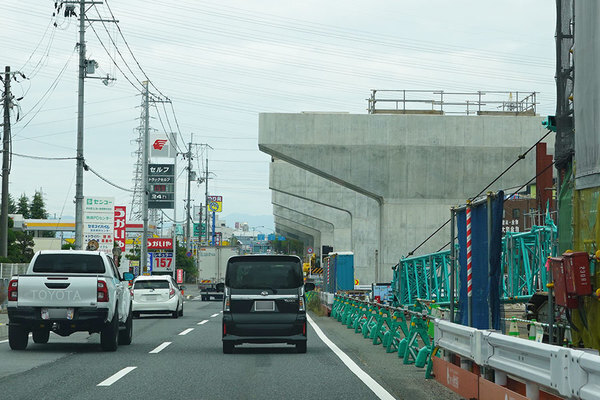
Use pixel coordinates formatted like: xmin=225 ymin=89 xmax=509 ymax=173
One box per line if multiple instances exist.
xmin=329 ymin=294 xmax=600 ymax=400
xmin=367 ymin=90 xmax=538 ymax=115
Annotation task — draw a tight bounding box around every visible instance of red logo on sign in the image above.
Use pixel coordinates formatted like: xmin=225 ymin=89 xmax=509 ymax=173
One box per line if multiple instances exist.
xmin=153 ymin=139 xmax=168 ymax=150
xmin=147 ymin=238 xmax=173 ymax=249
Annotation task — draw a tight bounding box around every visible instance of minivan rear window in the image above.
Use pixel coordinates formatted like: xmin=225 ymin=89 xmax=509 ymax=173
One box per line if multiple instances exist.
xmin=226 ymin=257 xmax=302 ymax=289
xmin=134 ymin=280 xmax=170 ymax=290
xmin=32 ymin=254 xmax=106 ymax=274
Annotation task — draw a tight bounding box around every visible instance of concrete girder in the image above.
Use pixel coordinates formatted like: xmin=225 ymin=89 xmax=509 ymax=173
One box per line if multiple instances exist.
xmin=273 ymin=205 xmax=334 ymax=254
xmin=260 ymin=113 xmax=551 ymax=281
xmin=269 ymin=159 xmax=379 ymax=283
xmin=274 ymin=216 xmax=318 ymax=250
xmin=274 ymin=221 xmax=313 ymax=248
xmin=272 ymin=190 xmax=352 ymax=255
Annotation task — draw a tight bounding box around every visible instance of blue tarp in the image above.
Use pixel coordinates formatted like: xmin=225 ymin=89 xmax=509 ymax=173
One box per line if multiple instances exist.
xmin=456 ymin=191 xmax=504 ymax=329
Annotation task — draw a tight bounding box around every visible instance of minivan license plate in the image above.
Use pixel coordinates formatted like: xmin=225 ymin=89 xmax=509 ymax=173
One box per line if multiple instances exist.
xmin=254 ymin=301 xmax=275 ymax=311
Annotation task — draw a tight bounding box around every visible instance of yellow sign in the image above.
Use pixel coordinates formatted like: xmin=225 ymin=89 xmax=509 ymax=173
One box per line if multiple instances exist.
xmin=207 ymin=195 xmax=223 ymax=213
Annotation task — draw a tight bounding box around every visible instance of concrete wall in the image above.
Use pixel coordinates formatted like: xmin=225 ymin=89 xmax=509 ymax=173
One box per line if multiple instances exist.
xmin=260 ymin=113 xmax=550 ymax=282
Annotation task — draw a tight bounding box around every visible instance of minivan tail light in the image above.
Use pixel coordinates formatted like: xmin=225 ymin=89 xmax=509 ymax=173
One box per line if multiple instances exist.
xmin=224 ymin=295 xmax=231 ymax=312
xmin=97 ymin=280 xmax=109 ymax=302
xmin=298 ymin=296 xmax=305 ymax=311
xmin=8 ymin=279 xmax=18 ymax=301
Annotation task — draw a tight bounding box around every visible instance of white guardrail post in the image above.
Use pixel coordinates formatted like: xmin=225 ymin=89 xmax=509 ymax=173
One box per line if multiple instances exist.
xmin=433 ymin=318 xmax=600 ymax=400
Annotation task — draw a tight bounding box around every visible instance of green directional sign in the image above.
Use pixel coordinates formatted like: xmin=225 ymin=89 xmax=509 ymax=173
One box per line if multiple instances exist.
xmin=193 ymin=223 xmax=206 ymax=236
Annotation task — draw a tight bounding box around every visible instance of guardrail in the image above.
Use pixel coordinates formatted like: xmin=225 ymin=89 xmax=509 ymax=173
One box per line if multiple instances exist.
xmin=329 ymin=294 xmax=600 ymax=400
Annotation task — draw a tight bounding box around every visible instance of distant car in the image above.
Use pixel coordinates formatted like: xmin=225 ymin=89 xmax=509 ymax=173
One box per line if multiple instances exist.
xmin=222 ymin=255 xmax=315 ymax=354
xmin=200 ymin=282 xmax=224 ymax=301
xmin=132 ymin=275 xmax=183 ymax=318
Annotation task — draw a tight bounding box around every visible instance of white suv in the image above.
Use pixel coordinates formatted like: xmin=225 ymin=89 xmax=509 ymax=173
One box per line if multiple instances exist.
xmin=132 ymin=275 xmax=183 ymax=318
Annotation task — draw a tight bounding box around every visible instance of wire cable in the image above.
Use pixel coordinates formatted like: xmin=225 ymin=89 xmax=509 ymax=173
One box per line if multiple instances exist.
xmin=84 ymin=162 xmax=134 ymax=192
xmin=87 ymin=15 xmax=144 ymax=94
xmin=406 ymin=129 xmax=554 ymax=258
xmin=103 ymin=0 xmax=168 ymax=99
xmin=160 ymin=209 xmax=186 ymax=224
xmin=469 ymin=129 xmax=553 ymax=201
xmin=4 ymin=150 xmax=76 ymax=161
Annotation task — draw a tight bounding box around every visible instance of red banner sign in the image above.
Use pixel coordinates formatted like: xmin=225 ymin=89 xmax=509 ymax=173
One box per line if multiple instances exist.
xmin=176 ymin=269 xmax=183 ymax=284
xmin=114 ymin=206 xmax=126 ymax=252
xmin=147 ymin=238 xmax=173 ymax=250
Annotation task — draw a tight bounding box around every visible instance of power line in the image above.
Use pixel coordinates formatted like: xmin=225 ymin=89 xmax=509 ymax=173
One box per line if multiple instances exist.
xmin=103 ymin=0 xmax=168 ymax=99
xmin=406 ymin=129 xmax=554 ymax=258
xmin=4 ymin=150 xmax=75 ymax=161
xmin=83 ymin=161 xmax=134 ymax=192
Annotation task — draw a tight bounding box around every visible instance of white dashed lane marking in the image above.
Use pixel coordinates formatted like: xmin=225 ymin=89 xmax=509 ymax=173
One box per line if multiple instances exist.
xmin=149 ymin=342 xmax=172 ymax=354
xmin=179 ymin=328 xmax=194 ymax=336
xmin=197 ymin=320 xmax=208 ymax=325
xmin=210 ymin=313 xmax=219 ymax=318
xmin=97 ymin=367 xmax=137 ymax=387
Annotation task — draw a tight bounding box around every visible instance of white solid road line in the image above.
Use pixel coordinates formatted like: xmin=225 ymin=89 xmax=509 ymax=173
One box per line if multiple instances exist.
xmin=97 ymin=366 xmax=137 ymax=387
xmin=197 ymin=320 xmax=208 ymax=325
xmin=307 ymin=314 xmax=396 ymax=400
xmin=179 ymin=328 xmax=194 ymax=336
xmin=210 ymin=313 xmax=219 ymax=318
xmin=149 ymin=342 xmax=172 ymax=354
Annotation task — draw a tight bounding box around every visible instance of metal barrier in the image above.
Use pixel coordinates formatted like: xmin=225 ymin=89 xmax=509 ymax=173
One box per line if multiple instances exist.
xmin=392 ymin=222 xmax=557 ymax=307
xmin=0 ymin=263 xmax=28 ymax=279
xmin=329 ymin=293 xmax=600 ymax=400
xmin=331 ymin=294 xmax=436 ymax=377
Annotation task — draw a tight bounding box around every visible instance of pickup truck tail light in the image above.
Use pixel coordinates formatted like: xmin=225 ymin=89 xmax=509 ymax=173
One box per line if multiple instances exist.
xmin=97 ymin=280 xmax=109 ymax=302
xmin=8 ymin=279 xmax=18 ymax=301
xmin=169 ymin=288 xmax=176 ymax=298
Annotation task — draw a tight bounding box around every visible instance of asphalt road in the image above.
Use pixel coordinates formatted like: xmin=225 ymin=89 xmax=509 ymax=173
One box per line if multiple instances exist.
xmin=0 ymin=296 xmax=459 ymax=400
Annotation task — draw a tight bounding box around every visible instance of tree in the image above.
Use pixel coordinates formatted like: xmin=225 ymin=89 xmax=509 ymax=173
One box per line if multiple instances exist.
xmin=30 ymin=190 xmax=48 ymax=219
xmin=9 ymin=231 xmax=35 ymax=262
xmin=175 ymin=240 xmax=196 ymax=282
xmin=0 ymin=217 xmax=35 ymax=263
xmin=30 ymin=190 xmax=54 ymax=237
xmin=8 ymin=194 xmax=16 ymax=214
xmin=17 ymin=194 xmax=29 ymax=218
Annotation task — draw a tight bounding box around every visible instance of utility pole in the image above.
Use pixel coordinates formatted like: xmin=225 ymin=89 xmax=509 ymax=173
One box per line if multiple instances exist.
xmin=1 ymin=66 xmax=12 ymax=257
xmin=141 ymin=81 xmax=150 ymax=273
xmin=67 ymin=0 xmax=116 ymax=249
xmin=185 ymin=141 xmax=192 ymax=252
xmin=205 ymin=156 xmax=210 ymax=245
xmin=73 ymin=0 xmax=86 ymax=250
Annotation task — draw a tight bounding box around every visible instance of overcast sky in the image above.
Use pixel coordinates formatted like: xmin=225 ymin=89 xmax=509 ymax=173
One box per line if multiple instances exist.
xmin=0 ymin=1 xmax=555 ymax=227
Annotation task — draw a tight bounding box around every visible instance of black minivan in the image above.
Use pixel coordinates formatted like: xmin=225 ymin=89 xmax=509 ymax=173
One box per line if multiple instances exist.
xmin=222 ymin=255 xmax=314 ymax=353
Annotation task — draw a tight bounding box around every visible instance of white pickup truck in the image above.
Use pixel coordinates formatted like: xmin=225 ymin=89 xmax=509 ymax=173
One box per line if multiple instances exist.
xmin=7 ymin=250 xmax=134 ymax=351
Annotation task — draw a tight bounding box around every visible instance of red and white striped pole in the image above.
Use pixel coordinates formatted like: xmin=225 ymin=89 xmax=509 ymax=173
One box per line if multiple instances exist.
xmin=466 ymin=205 xmax=473 ymax=327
